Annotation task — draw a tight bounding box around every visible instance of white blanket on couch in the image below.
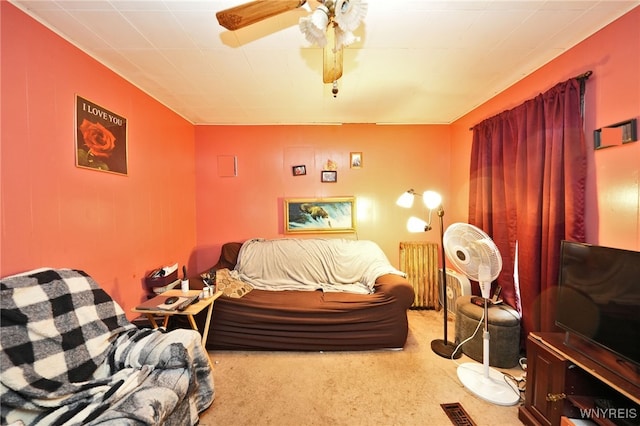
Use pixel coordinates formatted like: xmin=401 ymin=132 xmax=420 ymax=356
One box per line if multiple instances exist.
xmin=235 ymin=238 xmax=405 ymax=294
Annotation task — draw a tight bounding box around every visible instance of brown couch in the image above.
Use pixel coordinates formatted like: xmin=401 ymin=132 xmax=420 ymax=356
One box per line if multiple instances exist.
xmin=193 ymin=240 xmax=415 ymax=351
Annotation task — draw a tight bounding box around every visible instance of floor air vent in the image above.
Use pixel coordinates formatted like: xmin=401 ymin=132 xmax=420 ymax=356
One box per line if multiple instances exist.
xmin=440 ymin=402 xmax=477 ymax=426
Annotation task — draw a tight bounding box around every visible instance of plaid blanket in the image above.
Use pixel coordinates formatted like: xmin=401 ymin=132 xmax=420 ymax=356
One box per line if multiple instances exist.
xmin=1 ymin=268 xmax=214 ymax=425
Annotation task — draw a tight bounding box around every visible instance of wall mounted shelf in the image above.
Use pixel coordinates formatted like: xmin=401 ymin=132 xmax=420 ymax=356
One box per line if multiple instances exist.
xmin=594 ymin=118 xmax=637 ymax=149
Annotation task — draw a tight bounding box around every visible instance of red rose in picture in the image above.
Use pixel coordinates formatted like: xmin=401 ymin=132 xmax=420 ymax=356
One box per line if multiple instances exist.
xmin=79 ymin=119 xmax=116 ymax=158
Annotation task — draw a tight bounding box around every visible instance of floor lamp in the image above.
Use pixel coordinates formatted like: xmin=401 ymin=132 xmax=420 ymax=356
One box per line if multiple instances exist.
xmin=397 ymin=189 xmax=461 ymax=359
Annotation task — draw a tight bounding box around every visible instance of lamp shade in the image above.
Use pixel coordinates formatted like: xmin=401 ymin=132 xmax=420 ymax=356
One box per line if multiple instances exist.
xmin=334 ymin=0 xmax=368 ymax=32
xmin=396 ymin=191 xmax=415 ymax=208
xmin=423 ymin=190 xmax=442 ymax=209
xmin=407 ymin=216 xmax=428 ymax=232
xmin=335 ymin=27 xmax=359 ymax=50
xmin=299 ymin=5 xmax=330 ymax=46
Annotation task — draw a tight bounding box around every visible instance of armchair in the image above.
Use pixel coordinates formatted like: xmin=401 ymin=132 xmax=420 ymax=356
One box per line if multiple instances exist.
xmin=0 ymin=268 xmax=214 ymax=425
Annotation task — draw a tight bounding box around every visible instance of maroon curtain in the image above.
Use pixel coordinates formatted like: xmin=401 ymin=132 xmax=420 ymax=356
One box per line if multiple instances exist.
xmin=469 ymin=78 xmax=587 ymax=338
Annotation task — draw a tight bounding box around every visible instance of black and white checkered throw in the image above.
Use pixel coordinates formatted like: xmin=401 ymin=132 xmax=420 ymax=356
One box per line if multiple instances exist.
xmin=1 ymin=268 xmax=214 ymax=425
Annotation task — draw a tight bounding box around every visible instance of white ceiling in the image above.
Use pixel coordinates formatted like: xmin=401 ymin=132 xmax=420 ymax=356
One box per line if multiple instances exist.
xmin=9 ymin=1 xmax=639 ymax=125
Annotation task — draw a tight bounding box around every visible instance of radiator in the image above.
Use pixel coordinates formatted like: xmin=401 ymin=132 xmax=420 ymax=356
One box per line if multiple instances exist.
xmin=399 ymin=241 xmax=440 ymax=309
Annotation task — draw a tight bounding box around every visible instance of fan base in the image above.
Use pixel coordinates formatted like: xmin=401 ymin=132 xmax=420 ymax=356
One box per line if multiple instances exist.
xmin=457 ymin=362 xmax=520 ymax=406
xmin=431 ymin=339 xmax=462 ymax=359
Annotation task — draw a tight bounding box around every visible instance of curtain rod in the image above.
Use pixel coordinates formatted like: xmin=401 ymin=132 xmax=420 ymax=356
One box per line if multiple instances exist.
xmin=576 ymin=70 xmax=592 ymax=115
xmin=575 ymin=70 xmax=592 ymax=81
xmin=469 ymin=70 xmax=594 ymax=130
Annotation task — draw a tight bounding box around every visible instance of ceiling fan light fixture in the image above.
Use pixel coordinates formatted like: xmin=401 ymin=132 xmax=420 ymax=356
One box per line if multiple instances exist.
xmin=299 ymin=5 xmax=330 ymax=46
xmin=334 ymin=27 xmax=359 ymax=50
xmin=334 ymin=0 xmax=368 ymax=32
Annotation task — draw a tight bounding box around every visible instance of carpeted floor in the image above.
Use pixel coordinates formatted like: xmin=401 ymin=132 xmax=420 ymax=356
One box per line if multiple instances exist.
xmin=199 ymin=309 xmax=525 ymax=426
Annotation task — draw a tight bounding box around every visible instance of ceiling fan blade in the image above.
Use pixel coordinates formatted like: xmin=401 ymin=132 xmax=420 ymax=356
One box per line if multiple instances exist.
xmin=217 ymin=0 xmax=306 ymax=31
xmin=323 ymin=25 xmax=343 ymax=83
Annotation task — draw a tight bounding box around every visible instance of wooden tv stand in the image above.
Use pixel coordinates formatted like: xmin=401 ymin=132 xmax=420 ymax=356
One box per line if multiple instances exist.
xmin=518 ymin=332 xmax=639 ymax=426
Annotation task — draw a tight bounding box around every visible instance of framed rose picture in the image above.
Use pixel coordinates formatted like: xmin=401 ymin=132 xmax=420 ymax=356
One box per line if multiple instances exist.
xmin=75 ymin=95 xmax=128 ymax=175
xmin=284 ymin=197 xmax=356 ymax=233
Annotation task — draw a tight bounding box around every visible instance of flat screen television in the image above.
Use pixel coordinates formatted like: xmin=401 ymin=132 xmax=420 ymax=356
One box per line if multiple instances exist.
xmin=556 ymin=240 xmax=640 ymax=381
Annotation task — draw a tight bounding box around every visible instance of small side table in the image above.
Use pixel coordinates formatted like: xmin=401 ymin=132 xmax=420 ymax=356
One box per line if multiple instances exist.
xmin=132 ymin=289 xmax=222 ymax=347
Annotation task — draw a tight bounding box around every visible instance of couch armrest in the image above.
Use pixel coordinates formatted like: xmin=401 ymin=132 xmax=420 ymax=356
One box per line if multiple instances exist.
xmin=374 ymin=274 xmax=414 ymax=309
xmin=213 ymin=242 xmax=243 ymax=270
xmin=194 ymin=242 xmax=244 ymax=290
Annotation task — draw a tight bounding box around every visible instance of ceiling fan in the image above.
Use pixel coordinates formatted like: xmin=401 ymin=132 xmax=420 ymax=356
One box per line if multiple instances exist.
xmin=216 ymin=1 xmax=368 ymax=91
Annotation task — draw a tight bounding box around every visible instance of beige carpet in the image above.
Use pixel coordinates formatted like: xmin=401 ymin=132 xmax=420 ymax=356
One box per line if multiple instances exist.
xmin=199 ymin=309 xmax=525 ymax=426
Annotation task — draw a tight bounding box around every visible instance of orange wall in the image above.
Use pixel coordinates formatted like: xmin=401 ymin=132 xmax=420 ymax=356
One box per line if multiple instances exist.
xmin=449 ymin=6 xmax=640 ymax=252
xmin=0 ymin=2 xmax=197 ymax=317
xmin=193 ymin=124 xmax=452 ymax=270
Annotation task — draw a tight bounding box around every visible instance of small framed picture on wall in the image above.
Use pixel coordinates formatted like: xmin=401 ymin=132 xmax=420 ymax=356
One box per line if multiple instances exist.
xmin=350 ymin=152 xmax=362 ymax=168
xmin=321 ymin=170 xmax=337 ymax=183
xmin=292 ymin=165 xmax=307 ymax=176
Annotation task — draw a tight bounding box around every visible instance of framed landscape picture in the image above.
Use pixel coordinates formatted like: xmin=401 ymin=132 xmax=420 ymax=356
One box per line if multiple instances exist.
xmin=284 ymin=197 xmax=356 ymax=233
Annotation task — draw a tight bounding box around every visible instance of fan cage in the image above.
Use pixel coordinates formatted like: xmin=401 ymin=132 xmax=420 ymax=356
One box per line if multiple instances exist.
xmin=443 ymin=223 xmax=502 ymax=282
